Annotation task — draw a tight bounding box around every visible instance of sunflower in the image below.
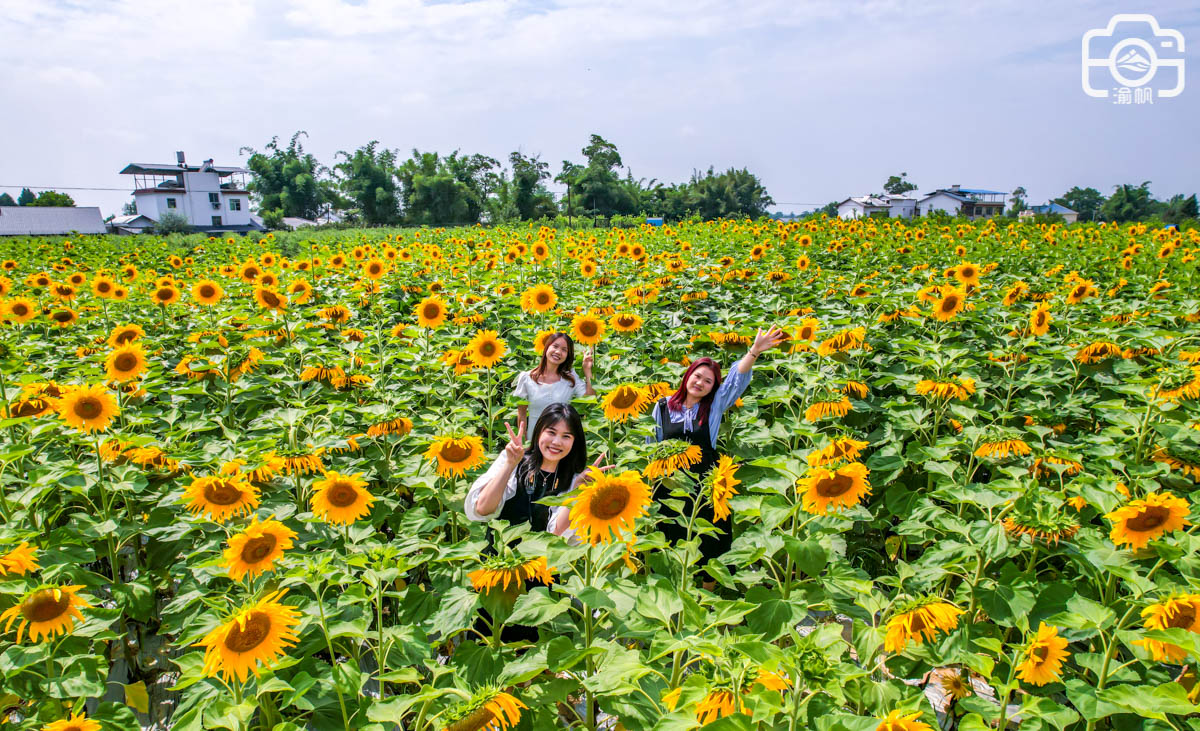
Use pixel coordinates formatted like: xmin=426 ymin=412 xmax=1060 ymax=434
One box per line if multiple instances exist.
xmin=254 ymin=287 xmax=287 ymax=312
xmin=311 ymin=471 xmax=376 ymax=525
xmin=602 ymin=384 xmax=649 ymax=422
xmin=930 ymin=287 xmax=967 ymax=321
xmin=55 ymin=384 xmax=118 ymax=433
xmin=91 ymin=275 xmax=116 ymax=299
xmin=442 ymin=689 xmax=527 ymax=731
xmin=643 ymin=441 xmax=703 ymax=479
xmin=0 ymin=542 xmax=39 ymax=576
xmin=709 ymin=455 xmax=741 ymax=522
xmin=238 ymin=261 xmax=263 ymax=283
xmin=1029 ymin=455 xmax=1083 ymax=479
xmin=300 ymin=364 xmax=345 ymax=384
xmin=974 ymin=437 xmax=1031 ymax=459
xmin=1065 ymin=280 xmax=1095 ymax=304
xmin=223 ymin=517 xmax=296 ymax=581
xmin=415 ymin=295 xmax=448 ymax=328
xmin=938 ymin=670 xmax=972 ymax=701
xmin=363 ymin=258 xmax=387 ymax=280
xmin=192 ymin=279 xmax=224 ymax=305
xmin=41 ymin=712 xmax=102 ymax=731
xmin=799 ymin=461 xmax=871 ymax=515
xmin=1075 ymin=340 xmax=1123 ymax=364
xmin=571 ymin=313 xmax=606 ymax=346
xmin=804 ymin=396 xmax=852 ymax=422
xmin=1136 ymin=594 xmax=1200 ymax=662
xmin=104 ymin=343 xmax=148 ymax=382
xmin=1153 ymin=448 xmax=1200 ymax=481
xmin=844 ymin=380 xmax=869 ymax=399
xmin=318 ymin=305 xmax=352 ymax=323
xmin=1029 ymin=302 xmax=1052 ymax=336
xmin=954 ymin=261 xmax=980 ymax=286
xmin=1106 ymin=492 xmax=1191 ymax=550
xmin=3 ymin=297 xmax=37 ymax=324
xmin=610 ymin=312 xmax=643 ymax=333
xmin=288 ymin=279 xmax=313 ymax=304
xmin=468 ymin=556 xmax=554 ymax=593
xmin=695 ymin=689 xmax=745 ymax=725
xmin=107 ymin=324 xmax=144 ymax=347
xmin=279 ymin=449 xmax=325 ymax=476
xmin=817 ymin=326 xmax=866 ymax=356
xmin=875 ymin=710 xmax=933 ymax=731
xmin=1016 ymin=622 xmax=1069 ymax=686
xmin=807 ymin=437 xmax=868 ymax=467
xmin=915 ymin=377 xmax=975 ymax=401
xmin=48 ymin=307 xmax=78 ymax=328
xmin=425 ymin=435 xmax=487 ymax=478
xmin=198 ymin=590 xmax=301 ymax=682
xmin=567 ymin=469 xmax=651 ymax=545
xmin=182 ymin=474 xmax=260 ymax=522
xmin=884 ymin=597 xmax=964 ymax=652
xmin=520 ymin=284 xmax=557 ymax=313
xmin=152 ymin=284 xmax=180 ymax=306
xmin=366 ymin=416 xmax=414 ymax=439
xmin=467 ymin=330 xmax=507 ymax=369
xmin=580 ymin=260 xmax=597 ymax=277
xmin=1002 ymin=506 xmax=1080 ymax=545
xmin=0 ymin=585 xmax=91 ymax=643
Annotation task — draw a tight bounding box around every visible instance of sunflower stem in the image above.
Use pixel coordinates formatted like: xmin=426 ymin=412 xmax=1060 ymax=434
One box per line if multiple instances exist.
xmin=315 ymin=583 xmax=353 ymax=731
xmin=582 ymin=544 xmax=597 ymax=731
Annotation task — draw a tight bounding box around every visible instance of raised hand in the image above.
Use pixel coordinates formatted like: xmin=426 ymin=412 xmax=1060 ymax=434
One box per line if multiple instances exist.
xmin=751 ymin=326 xmax=787 ymax=355
xmin=582 ymin=348 xmax=594 ymax=378
xmin=577 ymin=451 xmax=616 ymax=485
xmin=503 ymin=421 xmax=526 ymax=465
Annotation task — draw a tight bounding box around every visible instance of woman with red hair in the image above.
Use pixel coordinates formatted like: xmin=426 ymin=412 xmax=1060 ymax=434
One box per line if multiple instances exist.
xmin=650 ymin=327 xmax=786 ymax=582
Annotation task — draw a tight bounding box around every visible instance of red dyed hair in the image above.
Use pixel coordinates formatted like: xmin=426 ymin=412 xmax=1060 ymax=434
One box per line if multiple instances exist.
xmin=666 ymin=357 xmax=722 ymax=428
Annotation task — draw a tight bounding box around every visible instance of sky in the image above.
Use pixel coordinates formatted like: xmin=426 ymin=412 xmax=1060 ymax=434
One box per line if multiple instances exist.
xmin=0 ymin=0 xmax=1197 ymax=217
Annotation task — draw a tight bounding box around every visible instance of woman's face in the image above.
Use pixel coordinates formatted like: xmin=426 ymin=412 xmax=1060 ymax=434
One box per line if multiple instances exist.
xmin=545 ymin=337 xmax=569 ymax=366
xmin=685 ymin=366 xmax=716 ymax=400
xmin=537 ymin=419 xmax=575 ymax=464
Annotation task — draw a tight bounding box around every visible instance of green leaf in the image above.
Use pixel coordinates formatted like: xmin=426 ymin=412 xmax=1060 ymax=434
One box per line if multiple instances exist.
xmin=1098 ymin=682 xmax=1200 ymax=720
xmin=123 ymin=680 xmax=150 ymax=714
xmin=507 ymin=588 xmax=570 ymax=625
xmin=428 ymin=586 xmax=479 ymax=638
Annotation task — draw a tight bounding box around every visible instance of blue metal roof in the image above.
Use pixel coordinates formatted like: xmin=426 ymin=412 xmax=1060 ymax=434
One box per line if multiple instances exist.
xmin=1030 ymin=202 xmax=1076 ymax=214
xmin=955 ymin=188 xmax=1006 ymax=195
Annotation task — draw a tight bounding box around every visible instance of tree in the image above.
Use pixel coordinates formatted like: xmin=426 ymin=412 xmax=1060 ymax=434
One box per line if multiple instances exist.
xmin=394 ymin=150 xmax=499 ymax=226
xmin=686 ymin=167 xmax=774 ymax=220
xmin=883 ymin=173 xmax=917 ymax=195
xmin=564 ymin=134 xmax=638 ymax=218
xmin=334 ymin=141 xmax=401 ymax=225
xmin=0 ymin=193 xmax=15 ymax=206
xmin=1163 ymin=194 xmax=1199 ymax=225
xmin=1054 ymin=186 xmax=1105 ymax=222
xmin=17 ymin=188 xmax=35 ymax=206
xmin=241 ymin=132 xmax=337 ymax=221
xmin=1008 ymin=186 xmax=1028 ymax=215
xmin=29 ymin=191 xmax=76 ymax=207
xmin=121 ymin=201 xmax=137 ymax=216
xmin=1101 ymin=182 xmax=1157 ymax=222
xmin=152 ymin=211 xmax=192 ymax=235
xmin=508 ymin=151 xmax=557 ymax=220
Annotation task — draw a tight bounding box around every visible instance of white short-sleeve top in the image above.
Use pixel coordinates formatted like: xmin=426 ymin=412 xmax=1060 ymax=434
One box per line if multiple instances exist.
xmin=513 ymin=369 xmax=588 ymax=427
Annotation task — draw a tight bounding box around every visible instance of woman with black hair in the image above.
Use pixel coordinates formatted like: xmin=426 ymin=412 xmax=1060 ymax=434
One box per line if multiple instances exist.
xmin=513 ymin=333 xmax=595 ymax=437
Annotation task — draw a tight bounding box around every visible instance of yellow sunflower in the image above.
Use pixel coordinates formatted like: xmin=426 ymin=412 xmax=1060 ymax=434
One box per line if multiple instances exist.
xmin=442 ymin=689 xmax=527 ymax=731
xmin=41 ymin=712 xmax=102 ymax=731
xmin=3 ymin=297 xmax=36 ymax=324
xmin=915 ymin=377 xmax=975 ymax=401
xmin=48 ymin=307 xmax=78 ymax=328
xmin=0 ymin=542 xmax=39 ymax=576
xmin=198 ymin=590 xmax=301 ymax=682
xmin=610 ymin=312 xmax=643 ymax=333
xmin=254 ymin=287 xmax=288 ymax=312
xmin=425 ymin=435 xmax=487 ymax=478
xmin=799 ymin=462 xmax=871 ymax=515
xmin=1136 ymin=594 xmax=1200 ymax=662
xmin=56 ymin=384 xmax=118 ymax=433
xmin=816 ymin=326 xmax=866 ymax=356
xmin=602 ymin=384 xmax=648 ymax=422
xmin=808 ymin=438 xmax=869 ymax=467
xmin=930 ymin=287 xmax=967 ymax=321
xmin=804 ymin=396 xmax=852 ymax=422
xmin=363 ymin=258 xmax=387 ymax=280
xmin=571 ymin=313 xmax=606 ymax=346
xmin=1105 ymin=492 xmax=1191 ymax=550
xmin=974 ymin=438 xmax=1031 ymax=459
xmin=105 ymin=343 xmax=148 ymax=382
xmin=954 ymin=261 xmax=980 ymax=286
xmin=0 ymin=584 xmax=92 ymax=643
xmin=223 ymin=517 xmax=297 ymax=581
xmin=1030 ymin=303 xmax=1052 ymax=336
xmin=415 ymin=295 xmax=448 ymax=328
xmin=467 ymin=329 xmax=507 ymax=369
xmin=311 ymin=471 xmax=376 ymax=525
xmin=108 ymin=323 xmax=144 ymax=347
xmin=567 ymin=469 xmax=652 ymax=545
xmin=192 ymin=279 xmax=224 ymax=306
xmin=695 ymin=689 xmax=745 ymax=725
xmin=468 ymin=556 xmax=554 ymax=593
xmin=520 ymin=284 xmax=557 ymax=313
xmin=709 ymin=455 xmax=741 ymax=522
xmin=884 ymin=597 xmax=964 ymax=652
xmin=876 ymin=710 xmax=933 ymax=731
xmin=643 ymin=442 xmax=703 ymax=480
xmin=152 ymin=284 xmax=180 ymax=306
xmin=1016 ymin=622 xmax=1069 ymax=686
xmin=288 ymin=279 xmax=313 ymax=304
xmin=182 ymin=474 xmax=260 ymax=522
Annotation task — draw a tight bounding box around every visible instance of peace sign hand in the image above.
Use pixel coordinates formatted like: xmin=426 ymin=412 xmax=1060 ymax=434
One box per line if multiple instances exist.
xmin=577 ymin=451 xmax=616 ymax=486
xmin=503 ymin=422 xmax=526 ymax=465
xmin=582 ymin=348 xmax=594 ymax=378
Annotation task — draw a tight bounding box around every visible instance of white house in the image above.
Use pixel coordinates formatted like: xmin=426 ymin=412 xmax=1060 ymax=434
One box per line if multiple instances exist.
xmin=917 ymin=185 xmax=1006 ymax=219
xmin=0 ymin=206 xmax=106 ymax=236
xmin=837 ymin=193 xmax=920 ymax=219
xmin=119 ymin=152 xmax=261 ymax=232
xmin=1022 ymin=202 xmax=1079 ymax=224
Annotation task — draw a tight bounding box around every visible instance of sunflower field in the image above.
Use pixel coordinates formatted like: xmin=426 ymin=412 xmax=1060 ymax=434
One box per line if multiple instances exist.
xmin=1 ymin=217 xmax=1199 ymax=731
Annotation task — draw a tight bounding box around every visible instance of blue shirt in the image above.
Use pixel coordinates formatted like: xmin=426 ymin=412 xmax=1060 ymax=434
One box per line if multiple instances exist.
xmin=651 ymin=366 xmax=752 ymax=446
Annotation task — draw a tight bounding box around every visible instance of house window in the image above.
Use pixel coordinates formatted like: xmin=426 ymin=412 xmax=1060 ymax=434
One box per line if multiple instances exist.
xmin=166 ymin=198 xmax=177 ymax=209
xmin=208 ymin=193 xmax=219 ymax=203
xmin=212 ymin=216 xmax=222 ymax=226
xmin=230 ymin=198 xmax=242 ymax=211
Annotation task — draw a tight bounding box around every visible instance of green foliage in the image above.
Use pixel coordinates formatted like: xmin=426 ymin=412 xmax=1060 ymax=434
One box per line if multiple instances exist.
xmin=27 ymin=190 xmax=75 ymax=207
xmin=16 ymin=188 xmax=35 ymax=206
xmin=241 ymin=131 xmax=339 ymax=222
xmin=334 ymin=141 xmax=402 ymax=225
xmin=152 ymin=210 xmax=192 ymax=235
xmin=1162 ymin=193 xmax=1198 ymax=225
xmin=1102 ymin=182 xmax=1159 ymax=222
xmin=883 ymin=173 xmax=917 ymax=195
xmin=395 ymin=150 xmax=499 ymax=226
xmin=0 ymin=192 xmax=16 ymax=206
xmin=1055 ymin=187 xmax=1106 ymax=222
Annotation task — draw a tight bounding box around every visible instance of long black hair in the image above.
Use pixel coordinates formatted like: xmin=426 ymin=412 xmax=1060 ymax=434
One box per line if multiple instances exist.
xmin=531 ymin=332 xmax=577 ymax=386
xmin=517 ymin=402 xmax=587 ymax=494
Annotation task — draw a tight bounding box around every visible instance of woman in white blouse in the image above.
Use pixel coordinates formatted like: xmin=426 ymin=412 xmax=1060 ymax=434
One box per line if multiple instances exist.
xmin=513 ymin=332 xmax=595 ymax=436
